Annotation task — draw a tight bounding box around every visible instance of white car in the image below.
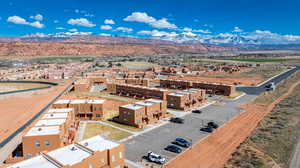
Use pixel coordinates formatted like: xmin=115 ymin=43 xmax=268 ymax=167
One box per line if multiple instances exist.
xmin=147 ymin=151 xmax=166 ymax=164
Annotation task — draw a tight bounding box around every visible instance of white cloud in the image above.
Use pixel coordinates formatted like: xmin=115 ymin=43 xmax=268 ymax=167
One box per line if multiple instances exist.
xmin=124 ymin=12 xmax=177 ymax=29
xmin=7 ymin=16 xmax=44 ymax=28
xmin=100 ymin=33 xmax=111 ymax=36
xmin=56 ymin=27 xmax=65 ymax=30
xmin=29 ymin=21 xmax=44 ymax=28
xmin=104 ymin=19 xmax=115 ymax=25
xmin=69 ymin=28 xmax=78 ymax=32
xmin=233 ymin=26 xmax=243 ymax=33
xmin=182 ymin=31 xmax=197 ymax=36
xmin=138 ymin=29 xmax=178 ymax=37
xmin=182 ymin=27 xmax=211 ymax=34
xmin=193 ymin=29 xmax=211 ymax=34
xmin=100 ymin=25 xmax=112 ymax=30
xmin=30 ymin=14 xmax=43 ymax=21
xmin=67 ymin=18 xmax=95 ymax=27
xmin=115 ymin=27 xmax=133 ymax=33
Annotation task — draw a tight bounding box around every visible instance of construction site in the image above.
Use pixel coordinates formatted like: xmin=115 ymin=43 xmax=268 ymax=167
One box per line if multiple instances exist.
xmin=0 ymin=56 xmax=299 ymax=168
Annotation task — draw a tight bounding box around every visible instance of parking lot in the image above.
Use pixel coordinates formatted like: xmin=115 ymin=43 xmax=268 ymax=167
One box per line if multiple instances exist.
xmin=124 ymin=93 xmax=256 ymax=164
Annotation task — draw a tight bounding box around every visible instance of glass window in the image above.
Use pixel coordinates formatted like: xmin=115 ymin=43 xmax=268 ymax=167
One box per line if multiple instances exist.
xmin=27 ymin=154 xmax=32 ymax=158
xmin=119 ymin=152 xmax=122 ymax=158
xmin=45 ymin=140 xmax=50 ymax=146
xmin=101 ymin=158 xmax=105 ymax=163
xmin=35 ymin=141 xmax=40 ymax=147
xmin=112 ymin=155 xmax=115 ymax=162
xmin=115 ymin=165 xmax=121 ymax=168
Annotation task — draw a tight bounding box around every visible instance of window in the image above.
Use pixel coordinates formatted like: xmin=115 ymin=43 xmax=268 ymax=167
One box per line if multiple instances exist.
xmin=114 ymin=165 xmax=121 ymax=168
xmin=112 ymin=155 xmax=115 ymax=162
xmin=45 ymin=140 xmax=50 ymax=146
xmin=27 ymin=154 xmax=32 ymax=158
xmin=119 ymin=152 xmax=122 ymax=158
xmin=96 ymin=114 xmax=101 ymax=118
xmin=101 ymin=158 xmax=105 ymax=163
xmin=35 ymin=141 xmax=40 ymax=147
xmin=88 ymin=164 xmax=93 ymax=168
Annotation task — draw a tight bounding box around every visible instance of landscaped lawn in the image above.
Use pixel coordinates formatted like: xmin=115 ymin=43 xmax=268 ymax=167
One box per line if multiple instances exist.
xmin=83 ymin=122 xmax=132 ymax=141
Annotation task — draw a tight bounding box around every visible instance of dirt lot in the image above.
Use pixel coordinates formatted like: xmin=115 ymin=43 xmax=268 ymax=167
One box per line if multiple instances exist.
xmin=0 ymin=81 xmax=71 ymax=143
xmin=170 ymin=65 xmax=288 ymax=86
xmin=225 ymin=73 xmax=300 ymax=168
xmin=0 ymin=83 xmax=48 ymax=92
xmin=83 ymin=122 xmax=132 ymax=141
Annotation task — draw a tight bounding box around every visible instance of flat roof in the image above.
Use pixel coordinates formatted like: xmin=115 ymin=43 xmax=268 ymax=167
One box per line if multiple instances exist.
xmin=121 ymin=104 xmax=144 ymax=110
xmin=53 ymin=99 xmax=70 ymax=104
xmin=25 ymin=126 xmax=60 ymax=137
xmin=70 ymin=99 xmax=86 ymax=104
xmin=7 ymin=155 xmax=59 ymax=168
xmin=42 ymin=113 xmax=68 ymax=119
xmin=87 ymin=99 xmax=105 ymax=104
xmin=135 ymin=101 xmax=154 ymax=106
xmin=35 ymin=119 xmax=66 ymax=127
xmin=47 ymin=108 xmax=73 ymax=113
xmin=147 ymin=99 xmax=163 ymax=103
xmin=79 ymin=136 xmax=119 ymax=152
xmin=169 ymin=93 xmax=185 ymax=97
xmin=47 ymin=144 xmax=91 ymax=166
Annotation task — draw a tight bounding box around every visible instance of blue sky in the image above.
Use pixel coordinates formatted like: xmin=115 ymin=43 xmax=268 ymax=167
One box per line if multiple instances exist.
xmin=1 ymin=0 xmax=300 ymax=44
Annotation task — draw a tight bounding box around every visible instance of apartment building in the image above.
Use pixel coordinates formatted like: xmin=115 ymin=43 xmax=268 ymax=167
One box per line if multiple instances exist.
xmin=167 ymin=89 xmax=206 ymax=111
xmin=115 ymin=99 xmax=167 ymax=128
xmin=21 ymin=108 xmax=76 ymax=160
xmin=107 ymin=83 xmax=168 ymax=100
xmin=8 ymin=135 xmax=125 ymax=168
xmin=160 ymin=79 xmax=236 ymax=96
xmin=114 ymin=78 xmax=150 ymax=87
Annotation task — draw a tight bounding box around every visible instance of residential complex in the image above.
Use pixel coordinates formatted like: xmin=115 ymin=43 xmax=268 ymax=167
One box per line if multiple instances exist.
xmin=167 ymin=89 xmax=206 ymax=111
xmin=115 ymin=99 xmax=167 ymax=128
xmin=7 ymin=135 xmax=125 ymax=168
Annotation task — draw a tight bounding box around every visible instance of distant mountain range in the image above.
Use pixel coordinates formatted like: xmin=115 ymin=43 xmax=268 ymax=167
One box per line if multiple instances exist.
xmin=0 ymin=33 xmax=299 ymax=58
xmin=0 ymin=34 xmax=239 ymax=57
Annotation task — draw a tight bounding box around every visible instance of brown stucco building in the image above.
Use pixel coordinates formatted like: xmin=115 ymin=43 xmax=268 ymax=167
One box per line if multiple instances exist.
xmin=107 ymin=83 xmax=168 ymax=100
xmin=115 ymin=99 xmax=167 ymax=128
xmin=160 ymin=79 xmax=236 ymax=96
xmin=167 ymin=89 xmax=206 ymax=111
xmin=8 ymin=135 xmax=125 ymax=168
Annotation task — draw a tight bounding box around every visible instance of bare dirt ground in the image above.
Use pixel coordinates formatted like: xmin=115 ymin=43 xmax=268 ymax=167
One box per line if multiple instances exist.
xmin=163 ymin=74 xmax=300 ymax=168
xmin=0 ymin=83 xmax=48 ymax=92
xmin=0 ymin=81 xmax=72 ymax=143
xmin=170 ymin=65 xmax=287 ymax=86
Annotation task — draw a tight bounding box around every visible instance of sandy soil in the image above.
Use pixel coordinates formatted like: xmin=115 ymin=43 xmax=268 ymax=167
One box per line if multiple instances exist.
xmin=0 ymin=81 xmax=72 ymax=143
xmin=169 ymin=75 xmax=262 ymax=86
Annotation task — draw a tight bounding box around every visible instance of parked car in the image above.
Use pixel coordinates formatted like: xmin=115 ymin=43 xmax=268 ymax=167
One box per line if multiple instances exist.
xmin=207 ymin=122 xmax=219 ymax=129
xmin=165 ymin=145 xmax=182 ymax=153
xmin=192 ymin=109 xmax=202 ymax=114
xmin=172 ymin=138 xmax=191 ymax=148
xmin=145 ymin=151 xmax=166 ymax=165
xmin=200 ymin=127 xmax=214 ymax=133
xmin=170 ymin=117 xmax=184 ymax=124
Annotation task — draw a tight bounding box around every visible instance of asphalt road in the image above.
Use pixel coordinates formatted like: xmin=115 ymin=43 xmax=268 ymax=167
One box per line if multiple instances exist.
xmin=124 ymin=66 xmax=300 ymax=166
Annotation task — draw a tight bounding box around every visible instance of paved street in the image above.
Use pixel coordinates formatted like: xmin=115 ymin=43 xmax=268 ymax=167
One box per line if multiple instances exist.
xmin=124 ymin=66 xmax=300 ymax=166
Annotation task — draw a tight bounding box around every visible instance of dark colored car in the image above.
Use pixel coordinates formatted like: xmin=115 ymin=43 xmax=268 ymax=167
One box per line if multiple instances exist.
xmin=165 ymin=145 xmax=182 ymax=153
xmin=200 ymin=127 xmax=214 ymax=133
xmin=170 ymin=117 xmax=184 ymax=124
xmin=172 ymin=138 xmax=191 ymax=148
xmin=192 ymin=109 xmax=202 ymax=114
xmin=207 ymin=122 xmax=219 ymax=129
